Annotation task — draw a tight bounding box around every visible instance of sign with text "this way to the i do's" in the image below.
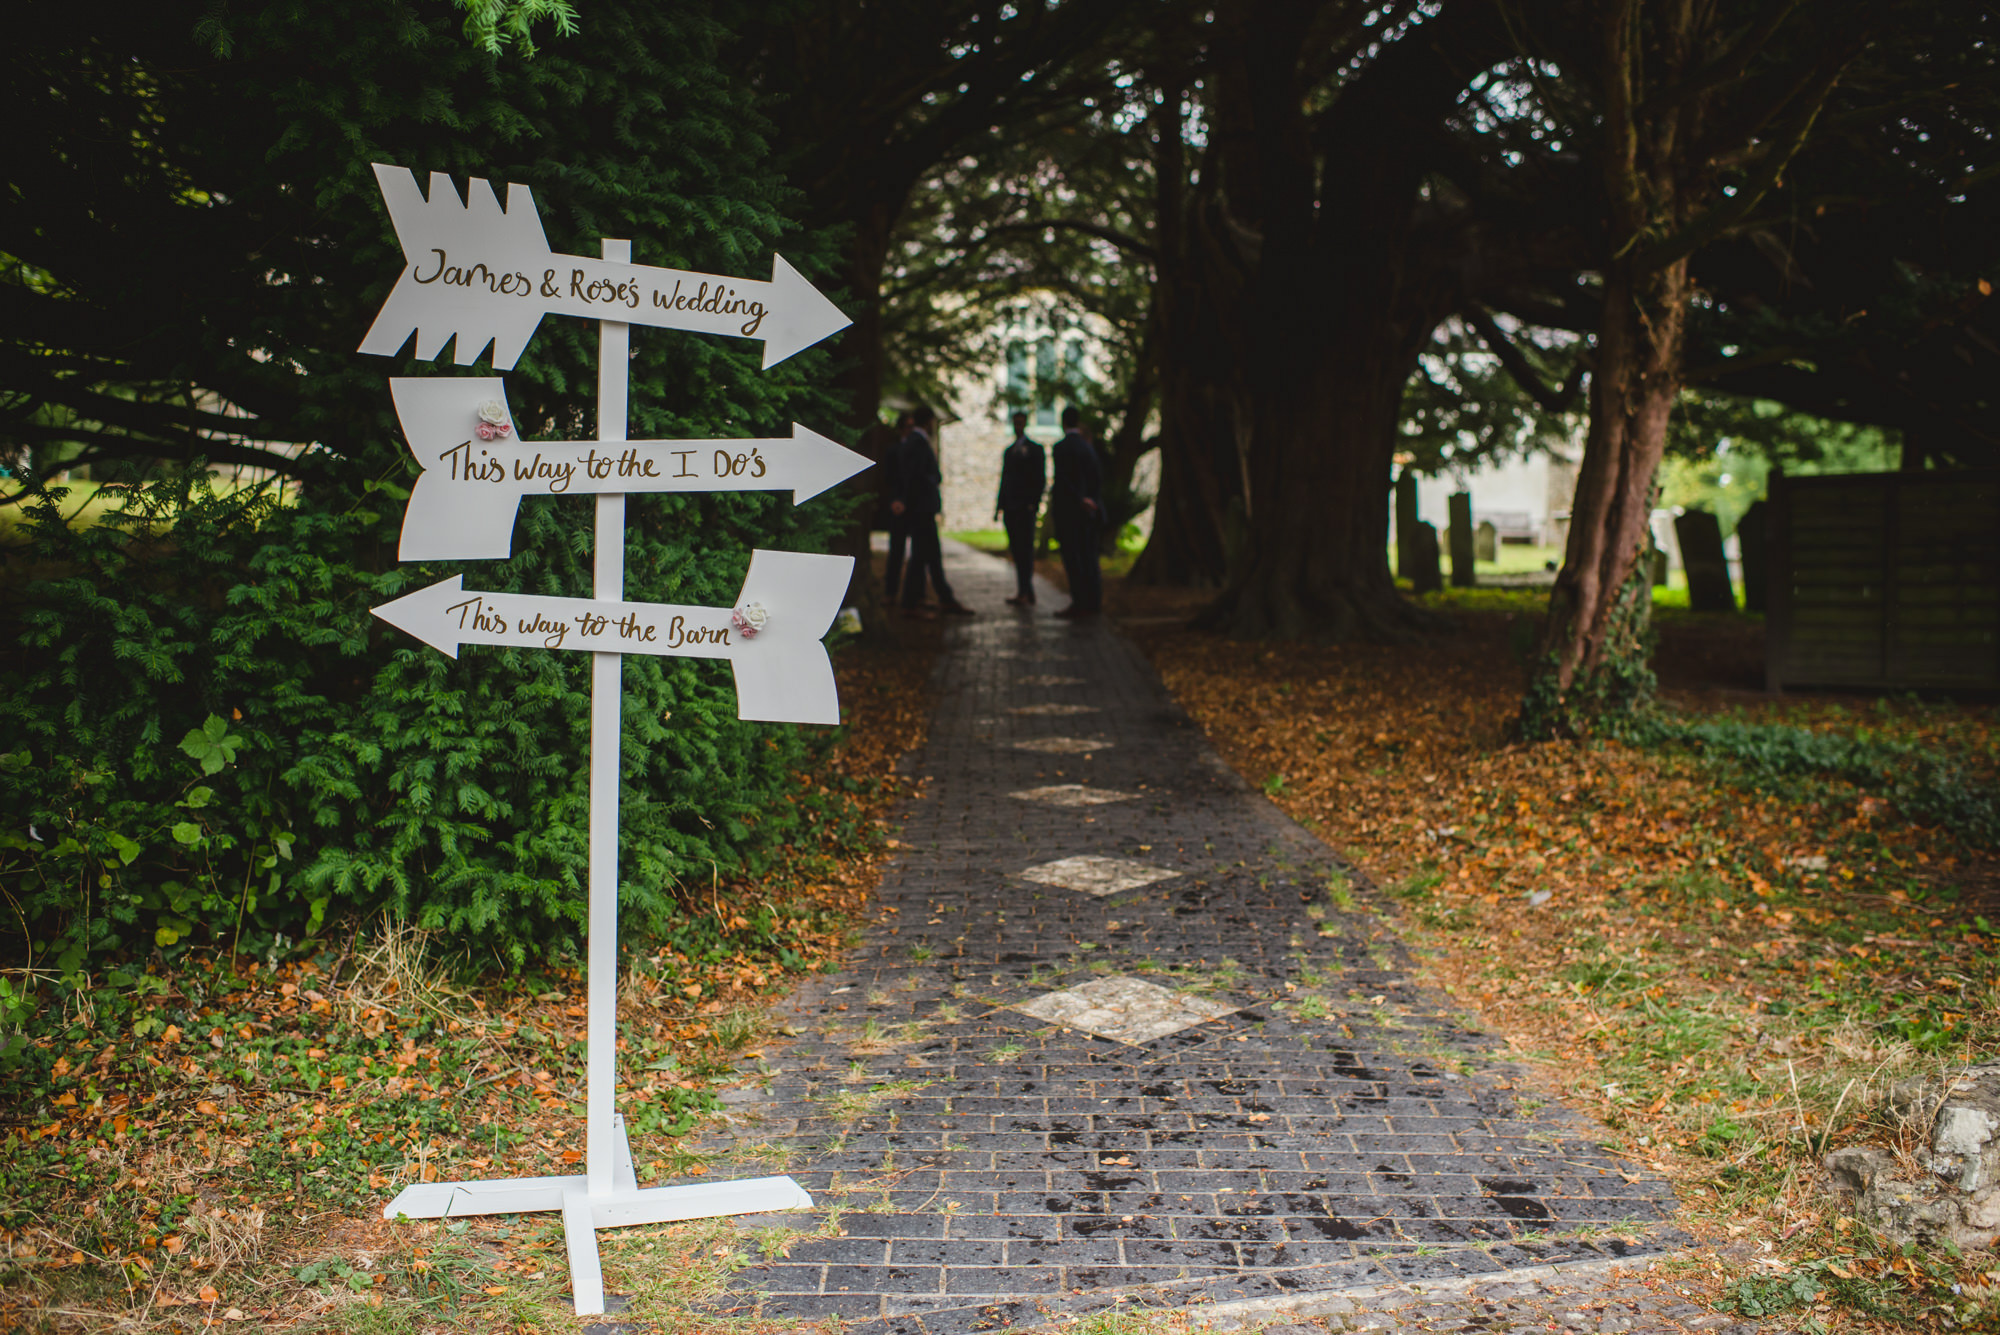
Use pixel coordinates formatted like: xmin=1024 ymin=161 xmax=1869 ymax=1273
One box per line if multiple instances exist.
xmin=388 ymin=378 xmax=870 ymax=561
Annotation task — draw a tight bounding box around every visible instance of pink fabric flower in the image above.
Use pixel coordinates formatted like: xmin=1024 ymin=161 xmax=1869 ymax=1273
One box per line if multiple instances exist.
xmin=474 ymin=420 xmax=512 ymax=440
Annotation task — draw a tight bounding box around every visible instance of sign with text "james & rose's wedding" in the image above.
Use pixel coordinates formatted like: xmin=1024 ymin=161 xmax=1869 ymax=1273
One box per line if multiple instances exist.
xmin=357 ymin=163 xmax=851 ymax=370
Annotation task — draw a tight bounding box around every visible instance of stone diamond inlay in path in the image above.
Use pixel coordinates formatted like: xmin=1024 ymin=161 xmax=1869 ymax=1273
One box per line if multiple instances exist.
xmin=1009 ymin=736 xmax=1110 ymax=754
xmin=1008 ymin=783 xmax=1136 ymax=806
xmin=1017 ymin=854 xmax=1178 ymax=896
xmin=1007 ymin=702 xmax=1101 ymax=716
xmin=1012 ymin=975 xmax=1238 ymax=1044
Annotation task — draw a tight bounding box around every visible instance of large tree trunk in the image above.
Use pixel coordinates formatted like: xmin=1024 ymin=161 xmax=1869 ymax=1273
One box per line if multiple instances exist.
xmin=1184 ymin=0 xmax=1472 ymax=639
xmin=1521 ymin=0 xmax=1708 ymax=732
xmin=1129 ymin=212 xmax=1244 ymax=588
xmin=1127 ymin=372 xmax=1237 ymax=587
xmin=1095 ymin=313 xmax=1158 ymax=549
xmin=1526 ymin=255 xmax=1690 ymax=727
xmin=1128 ymin=77 xmax=1237 ymax=588
xmin=1183 ymin=0 xmax=1488 ymax=637
xmin=1198 ymin=330 xmax=1433 ymax=639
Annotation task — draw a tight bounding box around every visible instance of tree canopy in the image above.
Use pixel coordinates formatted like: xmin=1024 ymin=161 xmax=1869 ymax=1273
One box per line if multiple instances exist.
xmin=4 ymin=0 xmax=1995 ymax=969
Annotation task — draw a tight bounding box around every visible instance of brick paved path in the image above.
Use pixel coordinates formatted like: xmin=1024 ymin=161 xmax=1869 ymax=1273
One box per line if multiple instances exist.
xmin=695 ymin=542 xmax=1694 ymax=1334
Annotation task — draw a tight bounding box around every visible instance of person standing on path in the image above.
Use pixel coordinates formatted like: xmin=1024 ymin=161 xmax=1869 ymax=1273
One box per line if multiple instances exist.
xmin=1050 ymin=405 xmax=1103 ymax=618
xmin=890 ymin=405 xmax=974 ymax=620
xmin=993 ymin=410 xmax=1046 ymax=607
xmin=878 ymin=409 xmax=914 ymax=603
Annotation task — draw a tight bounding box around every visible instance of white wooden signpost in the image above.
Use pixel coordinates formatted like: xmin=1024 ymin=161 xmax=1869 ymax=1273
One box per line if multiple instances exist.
xmin=356 ymin=164 xmax=857 ymax=1314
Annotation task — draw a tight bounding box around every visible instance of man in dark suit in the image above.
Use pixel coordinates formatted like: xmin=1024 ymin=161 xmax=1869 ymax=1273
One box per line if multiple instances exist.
xmin=890 ymin=405 xmax=974 ymax=619
xmin=993 ymin=410 xmax=1045 ymax=606
xmin=878 ymin=409 xmax=913 ymax=602
xmin=1049 ymin=406 xmax=1103 ymax=618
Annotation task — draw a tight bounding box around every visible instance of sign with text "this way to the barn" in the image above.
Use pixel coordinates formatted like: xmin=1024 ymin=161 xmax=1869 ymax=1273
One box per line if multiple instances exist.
xmin=372 ymin=550 xmax=851 ymax=725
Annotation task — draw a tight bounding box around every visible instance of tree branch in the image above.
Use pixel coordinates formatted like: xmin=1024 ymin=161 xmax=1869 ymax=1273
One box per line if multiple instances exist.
xmin=1681 ymin=342 xmax=1812 ymax=385
xmin=1633 ymin=0 xmax=1803 ymax=121
xmin=973 ymin=218 xmax=1159 ymax=262
xmin=1485 ymin=288 xmax=1602 ymax=336
xmin=1634 ymin=56 xmax=1849 ymax=272
xmin=1464 ymin=305 xmax=1585 ymax=412
xmin=1 ymin=418 xmax=310 ymax=477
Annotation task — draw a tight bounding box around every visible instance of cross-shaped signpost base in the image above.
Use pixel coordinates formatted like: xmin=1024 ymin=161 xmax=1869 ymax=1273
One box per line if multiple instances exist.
xmin=382 ymin=1114 xmax=812 ymax=1311
xmin=376 ymin=237 xmax=816 ymax=1315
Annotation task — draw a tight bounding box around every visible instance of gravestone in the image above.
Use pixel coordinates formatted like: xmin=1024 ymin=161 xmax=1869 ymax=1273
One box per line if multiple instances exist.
xmin=1674 ymin=509 xmax=1736 ymax=612
xmin=1411 ymin=521 xmax=1443 ymax=594
xmin=1395 ymin=468 xmax=1420 ymax=580
xmin=1737 ymin=498 xmax=1767 ymax=613
xmin=1448 ymin=491 xmax=1475 ymax=587
xmin=1651 ymin=548 xmax=1669 ymax=586
xmin=1475 ymin=520 xmax=1497 ymax=562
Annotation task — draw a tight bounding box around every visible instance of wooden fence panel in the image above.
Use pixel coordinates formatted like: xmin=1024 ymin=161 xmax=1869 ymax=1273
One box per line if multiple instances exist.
xmin=1767 ymin=471 xmax=2000 ymax=691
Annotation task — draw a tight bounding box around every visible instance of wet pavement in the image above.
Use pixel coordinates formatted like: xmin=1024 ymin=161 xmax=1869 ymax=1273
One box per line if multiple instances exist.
xmin=689 ymin=541 xmax=1696 ymax=1334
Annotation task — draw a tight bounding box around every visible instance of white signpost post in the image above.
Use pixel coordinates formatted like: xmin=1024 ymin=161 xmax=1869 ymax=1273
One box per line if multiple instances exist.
xmin=356 ymin=164 xmax=857 ymax=1314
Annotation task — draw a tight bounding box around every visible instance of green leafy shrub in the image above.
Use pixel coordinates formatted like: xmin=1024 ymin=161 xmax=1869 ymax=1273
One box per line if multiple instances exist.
xmin=0 ymin=467 xmax=851 ymax=981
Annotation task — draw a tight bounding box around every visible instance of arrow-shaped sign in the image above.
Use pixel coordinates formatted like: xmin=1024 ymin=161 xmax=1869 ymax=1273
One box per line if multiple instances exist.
xmin=388 ymin=378 xmax=870 ymax=561
xmin=371 ymin=550 xmax=853 ymax=725
xmin=357 ymin=164 xmax=851 ymax=370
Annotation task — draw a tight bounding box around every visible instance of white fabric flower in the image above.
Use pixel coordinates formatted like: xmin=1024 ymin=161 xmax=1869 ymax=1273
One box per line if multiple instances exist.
xmin=476 ymin=399 xmax=510 ymax=426
xmin=731 ymin=601 xmax=769 ymax=637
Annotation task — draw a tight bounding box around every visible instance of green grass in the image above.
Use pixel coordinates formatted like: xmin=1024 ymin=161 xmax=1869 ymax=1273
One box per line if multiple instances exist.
xmin=1382 ymin=540 xmax=1766 ymax=615
xmin=1387 ymin=541 xmax=1563 ymax=578
xmin=945 ymin=528 xmax=1010 ymax=553
xmin=1288 ymin=993 xmax=1331 ymax=1022
xmin=1481 ymin=542 xmax=1568 ymax=575
xmin=947 ymin=524 xmax=1147 ymax=578
xmin=1628 ymin=710 xmax=2000 ymax=849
